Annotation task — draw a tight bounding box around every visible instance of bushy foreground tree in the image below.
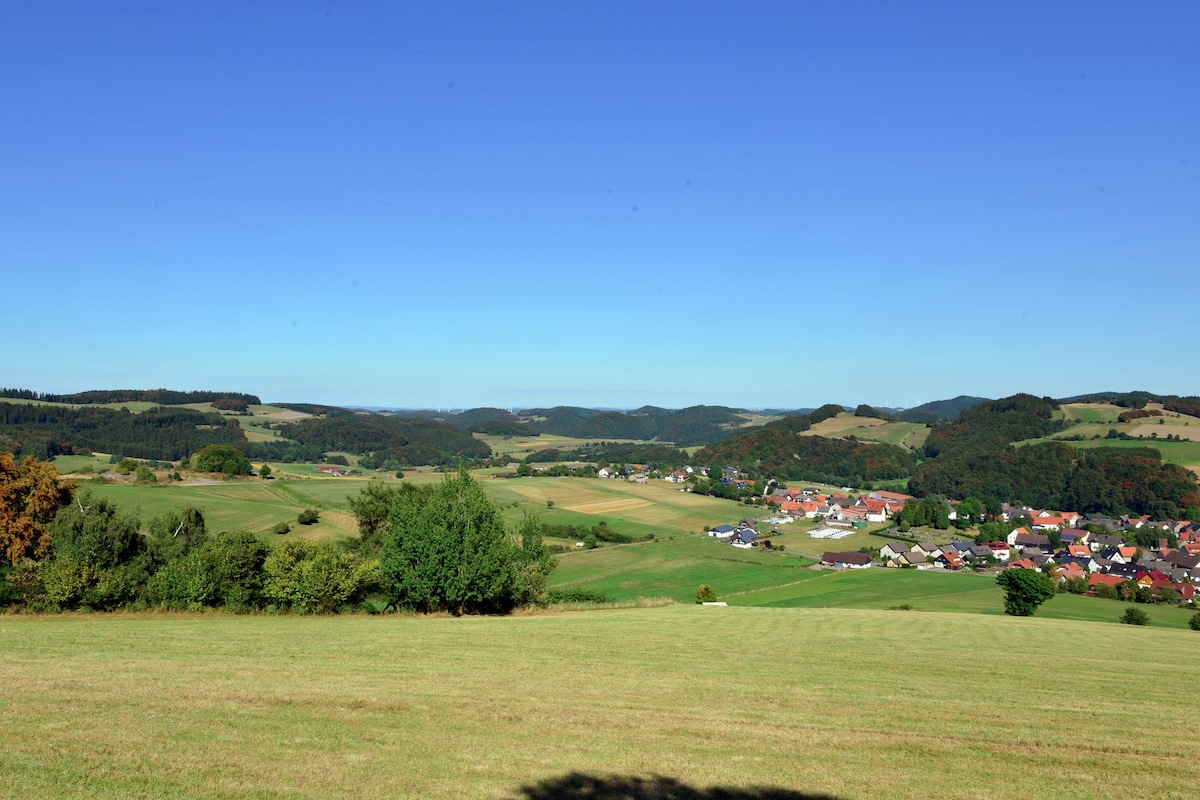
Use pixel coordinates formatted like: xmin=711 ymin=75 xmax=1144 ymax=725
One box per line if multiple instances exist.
xmin=263 ymin=539 xmax=380 ymax=614
xmin=0 ymin=453 xmax=74 ymax=564
xmin=995 ymin=568 xmax=1056 ymax=617
xmin=381 ymin=471 xmax=554 ymax=613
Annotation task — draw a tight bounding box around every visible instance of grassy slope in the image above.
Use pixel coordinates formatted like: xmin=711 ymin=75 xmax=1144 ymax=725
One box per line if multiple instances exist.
xmin=551 ymin=536 xmax=816 ymax=602
xmin=727 ymin=568 xmax=1200 ymax=628
xmin=799 ymin=412 xmax=927 ymax=448
xmin=3 ymin=608 xmax=1198 ymax=800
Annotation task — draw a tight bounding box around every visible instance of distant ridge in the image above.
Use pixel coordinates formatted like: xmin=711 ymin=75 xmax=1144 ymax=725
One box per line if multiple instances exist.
xmin=896 ymin=396 xmax=990 ymax=423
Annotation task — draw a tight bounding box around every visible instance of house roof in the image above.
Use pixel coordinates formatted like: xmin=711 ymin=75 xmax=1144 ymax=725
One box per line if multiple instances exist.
xmin=823 ymin=552 xmax=872 ymax=566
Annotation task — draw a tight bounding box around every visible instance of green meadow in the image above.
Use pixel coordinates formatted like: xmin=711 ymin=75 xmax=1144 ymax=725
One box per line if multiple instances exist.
xmin=3 ymin=607 xmax=1198 ymax=800
xmin=551 ymin=536 xmax=816 ymax=603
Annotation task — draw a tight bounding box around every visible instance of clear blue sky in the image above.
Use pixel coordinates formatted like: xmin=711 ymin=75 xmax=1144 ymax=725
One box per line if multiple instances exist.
xmin=3 ymin=1 xmax=1197 ymax=410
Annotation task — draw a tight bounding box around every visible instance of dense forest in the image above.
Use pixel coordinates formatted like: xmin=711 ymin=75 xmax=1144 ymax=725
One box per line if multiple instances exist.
xmin=0 ymin=388 xmax=261 ymax=406
xmin=894 ymin=395 xmax=990 ymax=423
xmin=693 ymin=404 xmax=917 ymax=486
xmin=910 ymin=394 xmax=1200 ymax=518
xmin=525 ymin=443 xmax=689 ymax=470
xmin=513 ymin=404 xmax=750 ymax=446
xmin=0 ymin=403 xmax=246 ymax=460
xmin=273 ymin=416 xmax=491 ymax=466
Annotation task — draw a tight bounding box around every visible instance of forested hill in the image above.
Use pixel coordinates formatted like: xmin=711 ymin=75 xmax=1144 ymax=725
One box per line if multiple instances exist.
xmin=693 ymin=404 xmax=917 ymax=486
xmin=0 ymin=403 xmax=246 ymax=461
xmin=268 ymin=415 xmax=491 ymax=466
xmin=896 ymin=395 xmax=990 ymax=423
xmin=515 ymin=404 xmax=751 ymax=446
xmin=0 ymin=388 xmax=261 ymax=406
xmin=921 ymin=394 xmax=1063 ymax=458
xmin=909 ymin=393 xmax=1200 ymax=519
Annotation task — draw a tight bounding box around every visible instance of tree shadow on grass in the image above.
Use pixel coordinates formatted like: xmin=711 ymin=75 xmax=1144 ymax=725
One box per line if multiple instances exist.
xmin=514 ymin=772 xmax=844 ymax=800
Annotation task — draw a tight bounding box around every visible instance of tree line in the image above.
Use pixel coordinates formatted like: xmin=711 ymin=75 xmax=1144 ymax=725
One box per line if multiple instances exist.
xmin=0 ymin=388 xmax=260 ymax=406
xmin=1 ymin=456 xmax=554 ymax=615
xmin=0 ymin=402 xmax=247 ymax=461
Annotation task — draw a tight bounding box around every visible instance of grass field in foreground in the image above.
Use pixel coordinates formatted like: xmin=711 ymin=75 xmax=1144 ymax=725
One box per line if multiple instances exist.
xmin=3 ymin=608 xmax=1198 ymax=800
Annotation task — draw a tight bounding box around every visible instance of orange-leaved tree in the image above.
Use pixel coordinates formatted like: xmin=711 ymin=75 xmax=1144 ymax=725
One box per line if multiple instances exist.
xmin=0 ymin=452 xmax=75 ymax=564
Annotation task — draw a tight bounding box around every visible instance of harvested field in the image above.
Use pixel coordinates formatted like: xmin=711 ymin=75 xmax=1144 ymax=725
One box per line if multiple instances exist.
xmin=563 ymin=497 xmax=653 ymax=514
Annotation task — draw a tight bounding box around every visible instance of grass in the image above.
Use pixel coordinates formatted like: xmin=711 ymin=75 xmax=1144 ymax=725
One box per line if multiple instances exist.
xmin=1049 ymin=438 xmax=1200 ymax=472
xmin=2 ymin=608 xmax=1198 ymax=799
xmin=83 ymin=480 xmax=357 ymax=541
xmin=550 ymin=535 xmax=816 ymax=602
xmin=727 ymin=567 xmax=1200 ymax=628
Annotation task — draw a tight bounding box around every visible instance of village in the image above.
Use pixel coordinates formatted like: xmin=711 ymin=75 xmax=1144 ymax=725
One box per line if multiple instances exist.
xmin=696 ymin=480 xmax=1200 ymax=606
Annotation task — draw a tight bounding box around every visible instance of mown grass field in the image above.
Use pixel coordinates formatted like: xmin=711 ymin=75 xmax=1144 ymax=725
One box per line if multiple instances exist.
xmin=551 ymin=536 xmax=816 ymax=602
xmin=3 ymin=607 xmax=1198 ymax=800
xmin=726 ymin=567 xmax=1200 ymax=628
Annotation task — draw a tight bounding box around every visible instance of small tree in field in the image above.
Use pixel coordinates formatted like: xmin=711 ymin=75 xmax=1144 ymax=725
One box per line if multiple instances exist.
xmin=696 ymin=584 xmax=718 ymax=603
xmin=1121 ymin=607 xmax=1149 ymax=626
xmin=996 ymin=568 xmax=1055 ymax=616
xmin=1189 ymin=612 xmax=1200 ymax=631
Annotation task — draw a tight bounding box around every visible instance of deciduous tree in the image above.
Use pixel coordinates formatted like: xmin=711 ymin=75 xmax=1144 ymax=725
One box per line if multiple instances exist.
xmin=0 ymin=452 xmax=74 ymax=563
xmin=995 ymin=567 xmax=1056 ymax=616
xmin=382 ymin=470 xmax=533 ymax=614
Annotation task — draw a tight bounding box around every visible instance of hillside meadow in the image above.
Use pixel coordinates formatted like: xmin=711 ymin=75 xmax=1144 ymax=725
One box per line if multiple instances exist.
xmin=2 ymin=607 xmax=1198 ymax=800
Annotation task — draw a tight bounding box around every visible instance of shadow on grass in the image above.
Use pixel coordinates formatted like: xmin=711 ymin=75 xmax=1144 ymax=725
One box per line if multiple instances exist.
xmin=514 ymin=772 xmax=843 ymax=800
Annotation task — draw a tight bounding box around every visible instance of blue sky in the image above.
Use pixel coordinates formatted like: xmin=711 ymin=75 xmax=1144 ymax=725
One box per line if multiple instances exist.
xmin=3 ymin=1 xmax=1197 ymax=410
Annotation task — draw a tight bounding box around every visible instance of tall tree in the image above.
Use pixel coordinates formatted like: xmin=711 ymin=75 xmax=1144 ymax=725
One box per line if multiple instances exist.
xmin=0 ymin=452 xmax=74 ymax=563
xmin=382 ymin=471 xmax=526 ymax=614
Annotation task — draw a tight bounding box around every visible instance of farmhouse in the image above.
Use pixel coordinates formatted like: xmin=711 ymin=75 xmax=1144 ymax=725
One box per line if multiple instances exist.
xmin=821 ymin=552 xmax=872 ymax=569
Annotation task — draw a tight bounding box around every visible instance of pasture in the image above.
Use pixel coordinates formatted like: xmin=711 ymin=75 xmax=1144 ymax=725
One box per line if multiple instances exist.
xmin=726 ymin=568 xmax=1200 ymax=628
xmin=550 ymin=535 xmax=816 ymax=602
xmin=2 ymin=607 xmax=1198 ymax=799
xmin=76 ymin=472 xmax=750 ymax=544
xmin=797 ymin=412 xmax=927 ymax=449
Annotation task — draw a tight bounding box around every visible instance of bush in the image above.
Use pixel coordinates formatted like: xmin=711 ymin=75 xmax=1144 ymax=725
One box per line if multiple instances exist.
xmin=298 ymin=509 xmax=319 ymax=525
xmin=263 ymin=539 xmax=381 ymax=614
xmin=272 ymin=521 xmax=292 ymax=535
xmin=696 ymin=584 xmax=718 ymax=603
xmin=1189 ymin=612 xmax=1200 ymax=632
xmin=1121 ymin=607 xmax=1149 ymax=626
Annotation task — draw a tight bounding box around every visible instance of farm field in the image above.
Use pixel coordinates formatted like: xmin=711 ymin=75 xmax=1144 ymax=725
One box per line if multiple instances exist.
xmin=85 ymin=481 xmax=359 ymax=541
xmin=1038 ymin=438 xmax=1200 ymax=475
xmin=1047 ymin=403 xmax=1200 ymax=445
xmin=3 ymin=608 xmax=1198 ymax=800
xmin=550 ymin=535 xmax=816 ymax=602
xmin=798 ymin=412 xmax=928 ymax=449
xmin=726 ymin=568 xmax=1200 ymax=629
xmin=74 ymin=473 xmax=749 ymax=543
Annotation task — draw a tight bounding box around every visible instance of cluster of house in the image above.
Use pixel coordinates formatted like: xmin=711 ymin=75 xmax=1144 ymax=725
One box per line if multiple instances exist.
xmin=706 ymin=519 xmax=764 ymax=549
xmin=853 ymin=509 xmax=1200 ymax=603
xmin=764 ymin=487 xmax=914 ymax=528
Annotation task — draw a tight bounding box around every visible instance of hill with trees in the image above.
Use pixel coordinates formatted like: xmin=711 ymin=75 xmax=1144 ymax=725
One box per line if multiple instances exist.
xmin=0 ymin=388 xmax=260 ymax=406
xmin=273 ymin=415 xmax=491 ymax=466
xmin=908 ymin=393 xmax=1200 ymax=518
xmin=896 ymin=396 xmax=990 ymax=423
xmin=514 ymin=404 xmax=750 ymax=446
xmin=693 ymin=404 xmax=917 ymax=486
xmin=0 ymin=402 xmax=247 ymax=461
